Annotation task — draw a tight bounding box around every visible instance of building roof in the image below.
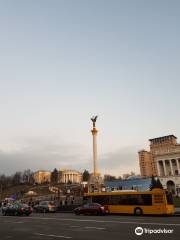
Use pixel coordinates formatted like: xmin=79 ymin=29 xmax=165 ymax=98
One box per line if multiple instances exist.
xmin=34 ymin=170 xmax=51 ymax=174
xmin=138 ymin=149 xmax=149 ymax=153
xmin=59 ymin=169 xmax=82 ymax=174
xmin=149 ymin=135 xmax=177 ymax=142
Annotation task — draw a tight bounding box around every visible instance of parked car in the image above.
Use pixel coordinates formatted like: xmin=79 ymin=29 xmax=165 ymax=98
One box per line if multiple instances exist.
xmin=2 ymin=203 xmax=32 ymax=216
xmin=74 ymin=203 xmax=106 ymax=215
xmin=33 ymin=201 xmax=56 ymax=213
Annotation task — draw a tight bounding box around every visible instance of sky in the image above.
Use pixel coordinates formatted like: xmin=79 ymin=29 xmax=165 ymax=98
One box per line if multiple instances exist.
xmin=0 ymin=0 xmax=180 ymax=176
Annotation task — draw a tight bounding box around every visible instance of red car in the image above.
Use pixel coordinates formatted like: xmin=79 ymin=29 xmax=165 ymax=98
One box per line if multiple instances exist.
xmin=74 ymin=203 xmax=106 ymax=215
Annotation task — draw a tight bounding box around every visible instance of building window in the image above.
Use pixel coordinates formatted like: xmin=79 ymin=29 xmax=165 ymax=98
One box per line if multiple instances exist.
xmin=175 ymin=170 xmax=178 ymax=175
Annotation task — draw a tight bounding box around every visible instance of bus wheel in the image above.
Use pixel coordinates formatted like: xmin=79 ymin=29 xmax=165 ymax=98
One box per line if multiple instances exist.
xmin=134 ymin=208 xmax=143 ymax=216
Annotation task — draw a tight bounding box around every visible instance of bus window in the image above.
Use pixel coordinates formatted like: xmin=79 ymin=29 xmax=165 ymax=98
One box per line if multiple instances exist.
xmin=92 ymin=195 xmax=110 ymax=205
xmin=111 ymin=195 xmax=121 ymax=205
xmin=128 ymin=194 xmax=152 ymax=205
xmin=110 ymin=194 xmax=152 ymax=206
xmin=138 ymin=194 xmax=152 ymax=206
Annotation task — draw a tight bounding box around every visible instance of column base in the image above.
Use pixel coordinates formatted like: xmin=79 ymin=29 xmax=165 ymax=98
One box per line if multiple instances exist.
xmin=88 ymin=173 xmax=104 ymax=193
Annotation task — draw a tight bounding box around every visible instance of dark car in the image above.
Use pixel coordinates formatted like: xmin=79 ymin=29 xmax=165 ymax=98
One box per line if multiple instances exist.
xmin=33 ymin=201 xmax=56 ymax=213
xmin=2 ymin=203 xmax=32 ymax=216
xmin=74 ymin=203 xmax=106 ymax=215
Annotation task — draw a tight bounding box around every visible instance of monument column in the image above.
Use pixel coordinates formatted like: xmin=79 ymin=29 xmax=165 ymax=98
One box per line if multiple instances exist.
xmin=88 ymin=116 xmax=104 ymax=193
xmin=91 ymin=127 xmax=98 ymax=176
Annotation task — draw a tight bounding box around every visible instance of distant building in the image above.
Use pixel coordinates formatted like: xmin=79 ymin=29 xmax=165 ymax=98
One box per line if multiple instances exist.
xmin=139 ymin=135 xmax=180 ymax=194
xmin=33 ymin=169 xmax=82 ymax=185
xmin=138 ymin=150 xmax=156 ymax=177
xmin=105 ymin=177 xmax=151 ymax=191
xmin=122 ymin=172 xmax=136 ymax=180
xmin=33 ymin=171 xmax=51 ymax=184
xmin=58 ymin=169 xmax=82 ymax=184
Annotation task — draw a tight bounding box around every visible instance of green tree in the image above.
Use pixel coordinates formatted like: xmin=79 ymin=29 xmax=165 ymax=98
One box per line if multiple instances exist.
xmin=12 ymin=172 xmax=21 ymax=186
xmin=82 ymin=170 xmax=90 ymax=181
xmin=150 ymin=175 xmax=157 ymax=190
xmin=150 ymin=175 xmax=163 ymax=190
xmin=156 ymin=178 xmax=163 ymax=189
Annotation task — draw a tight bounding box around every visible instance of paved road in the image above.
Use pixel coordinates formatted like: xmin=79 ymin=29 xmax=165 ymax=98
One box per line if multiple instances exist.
xmin=0 ymin=213 xmax=180 ymax=240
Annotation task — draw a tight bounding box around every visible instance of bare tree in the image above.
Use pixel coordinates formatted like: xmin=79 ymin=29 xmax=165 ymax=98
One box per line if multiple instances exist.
xmin=12 ymin=172 xmax=22 ymax=186
xmin=22 ymin=169 xmax=33 ymax=184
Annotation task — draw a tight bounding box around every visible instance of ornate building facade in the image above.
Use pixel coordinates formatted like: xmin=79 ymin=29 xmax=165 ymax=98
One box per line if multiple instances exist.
xmin=139 ymin=135 xmax=180 ymax=193
xmin=139 ymin=135 xmax=180 ymax=177
xmin=58 ymin=169 xmax=82 ymax=184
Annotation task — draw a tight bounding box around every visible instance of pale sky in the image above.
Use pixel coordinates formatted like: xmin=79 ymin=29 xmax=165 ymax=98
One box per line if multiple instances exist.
xmin=0 ymin=0 xmax=180 ymax=176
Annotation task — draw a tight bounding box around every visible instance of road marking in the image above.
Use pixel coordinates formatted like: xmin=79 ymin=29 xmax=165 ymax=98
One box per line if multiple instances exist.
xmin=35 ymin=217 xmax=180 ymax=226
xmin=35 ymin=233 xmax=72 ymax=239
xmin=85 ymin=226 xmax=105 ymax=230
xmin=1 ymin=216 xmax=180 ymax=227
xmin=3 ymin=220 xmax=24 ymax=224
xmin=110 ymin=217 xmax=147 ymax=221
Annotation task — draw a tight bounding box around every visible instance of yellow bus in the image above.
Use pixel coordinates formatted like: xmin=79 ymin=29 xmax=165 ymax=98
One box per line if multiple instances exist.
xmin=84 ymin=188 xmax=174 ymax=215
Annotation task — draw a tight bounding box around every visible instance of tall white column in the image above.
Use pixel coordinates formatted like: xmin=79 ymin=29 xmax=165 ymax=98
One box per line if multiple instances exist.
xmin=91 ymin=128 xmax=98 ymax=175
xmin=169 ymin=160 xmax=174 ymax=175
xmin=156 ymin=161 xmax=161 ymax=176
xmin=176 ymin=159 xmax=180 ymax=175
xmin=163 ymin=160 xmax=167 ymax=176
